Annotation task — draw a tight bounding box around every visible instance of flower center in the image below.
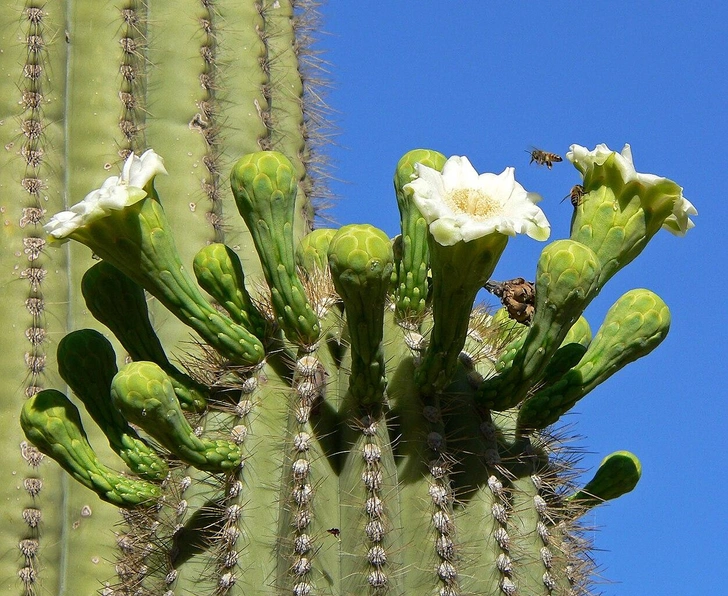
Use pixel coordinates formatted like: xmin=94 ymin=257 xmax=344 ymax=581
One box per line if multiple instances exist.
xmin=447 ymin=188 xmax=501 ymax=220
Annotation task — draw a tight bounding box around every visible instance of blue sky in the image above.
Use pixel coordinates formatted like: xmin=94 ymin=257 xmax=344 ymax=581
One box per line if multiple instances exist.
xmin=318 ymin=3 xmax=727 ymax=594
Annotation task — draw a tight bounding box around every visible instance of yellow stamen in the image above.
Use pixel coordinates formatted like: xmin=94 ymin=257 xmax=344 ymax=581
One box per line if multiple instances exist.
xmin=447 ymin=188 xmax=501 ymax=220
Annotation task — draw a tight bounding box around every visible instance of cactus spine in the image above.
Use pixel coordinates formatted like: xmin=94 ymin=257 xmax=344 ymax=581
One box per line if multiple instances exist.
xmin=2 ymin=4 xmax=695 ymax=596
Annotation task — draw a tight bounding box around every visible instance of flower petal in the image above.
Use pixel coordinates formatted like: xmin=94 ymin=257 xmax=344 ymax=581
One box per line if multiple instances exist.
xmin=44 ymin=211 xmax=81 ymax=240
xmin=441 ymin=156 xmax=480 ymax=190
xmin=122 ymin=149 xmax=168 ymax=187
xmin=662 ymin=194 xmax=698 ymax=236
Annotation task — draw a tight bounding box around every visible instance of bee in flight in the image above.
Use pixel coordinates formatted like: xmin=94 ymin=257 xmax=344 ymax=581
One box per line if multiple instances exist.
xmin=561 ymin=184 xmax=585 ymax=207
xmin=527 ymin=148 xmax=563 ymax=169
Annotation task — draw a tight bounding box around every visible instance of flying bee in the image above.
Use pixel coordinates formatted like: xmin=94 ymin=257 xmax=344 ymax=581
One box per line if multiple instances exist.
xmin=526 ymin=148 xmax=563 ymax=169
xmin=561 ymin=184 xmax=585 ymax=207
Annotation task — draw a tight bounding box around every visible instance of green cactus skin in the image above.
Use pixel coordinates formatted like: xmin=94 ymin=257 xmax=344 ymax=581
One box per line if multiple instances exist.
xmin=193 ymin=243 xmax=268 ymax=340
xmin=327 ymin=224 xmax=394 ymax=406
xmin=479 ymin=239 xmax=601 ymax=411
xmin=3 ymin=3 xmax=690 ymax=596
xmin=517 ymin=289 xmax=671 ymax=431
xmin=111 ymin=362 xmax=242 ymax=473
xmin=81 ymin=261 xmax=209 ymax=412
xmin=230 ymin=151 xmax=321 ymax=345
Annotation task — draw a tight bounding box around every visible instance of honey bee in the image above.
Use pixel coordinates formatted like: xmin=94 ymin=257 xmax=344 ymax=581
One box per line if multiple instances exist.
xmin=561 ymin=184 xmax=585 ymax=207
xmin=526 ymin=148 xmax=563 ymax=169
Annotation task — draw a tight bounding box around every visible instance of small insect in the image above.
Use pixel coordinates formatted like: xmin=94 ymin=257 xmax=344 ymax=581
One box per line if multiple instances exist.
xmin=327 ymin=528 xmax=341 ymax=538
xmin=561 ymin=184 xmax=585 ymax=207
xmin=526 ymin=148 xmax=563 ymax=169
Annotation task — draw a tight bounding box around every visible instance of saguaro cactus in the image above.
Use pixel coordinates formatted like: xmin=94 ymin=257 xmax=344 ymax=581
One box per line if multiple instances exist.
xmin=1 ymin=3 xmax=697 ymax=596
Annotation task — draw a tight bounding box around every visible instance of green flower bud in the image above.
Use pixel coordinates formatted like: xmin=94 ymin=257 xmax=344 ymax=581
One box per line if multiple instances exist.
xmin=517 ymin=289 xmax=671 ymax=430
xmin=328 ymin=224 xmax=394 ymax=406
xmin=481 ymin=240 xmax=601 ymax=410
xmin=393 ymin=149 xmax=446 ymax=319
xmin=193 ymin=243 xmax=267 ymax=339
xmin=568 ymin=451 xmax=642 ymax=509
xmin=297 ymin=228 xmax=337 ymax=274
xmin=111 ymin=362 xmax=242 ymax=472
xmin=58 ymin=330 xmax=168 ymax=480
xmin=563 ymin=315 xmax=592 ymax=346
xmin=20 ymin=390 xmax=162 ymax=507
xmin=82 ymin=262 xmax=208 ymax=411
xmin=231 ymin=151 xmax=320 ymax=345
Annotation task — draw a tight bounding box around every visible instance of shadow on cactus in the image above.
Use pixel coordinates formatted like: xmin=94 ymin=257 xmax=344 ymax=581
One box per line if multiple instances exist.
xmin=22 ymin=145 xmax=696 ymax=595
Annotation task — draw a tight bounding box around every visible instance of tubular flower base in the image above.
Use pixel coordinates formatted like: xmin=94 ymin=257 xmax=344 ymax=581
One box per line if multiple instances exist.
xmin=18 ymin=142 xmax=695 ymax=596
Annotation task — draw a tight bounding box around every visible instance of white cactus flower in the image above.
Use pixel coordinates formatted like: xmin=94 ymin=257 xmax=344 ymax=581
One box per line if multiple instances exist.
xmin=566 ymin=143 xmax=696 ymax=236
xmin=404 ymin=156 xmax=550 ymax=246
xmin=44 ymin=150 xmax=167 ymax=241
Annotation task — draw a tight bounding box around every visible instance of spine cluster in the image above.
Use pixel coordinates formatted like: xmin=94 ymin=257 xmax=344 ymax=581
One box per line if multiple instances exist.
xmin=15 ymin=6 xmax=51 ymax=592
xmin=286 ymin=354 xmax=327 ymax=596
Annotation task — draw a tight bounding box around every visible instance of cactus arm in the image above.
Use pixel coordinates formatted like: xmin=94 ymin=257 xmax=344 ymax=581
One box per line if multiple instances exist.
xmin=3 ymin=1 xmax=328 ymax=592
xmin=385 ymin=346 xmax=440 ymax=592
xmin=0 ymin=4 xmax=131 ymax=591
xmin=433 ymin=383 xmax=512 ymax=595
xmin=325 ymin=224 xmax=405 ymax=590
xmin=338 ymin=404 xmax=405 ymax=594
xmin=508 ymin=467 xmax=575 ymax=594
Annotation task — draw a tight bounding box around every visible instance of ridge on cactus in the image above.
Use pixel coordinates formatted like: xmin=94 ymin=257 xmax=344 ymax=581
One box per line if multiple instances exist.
xmin=17 ymin=142 xmax=696 ymax=595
